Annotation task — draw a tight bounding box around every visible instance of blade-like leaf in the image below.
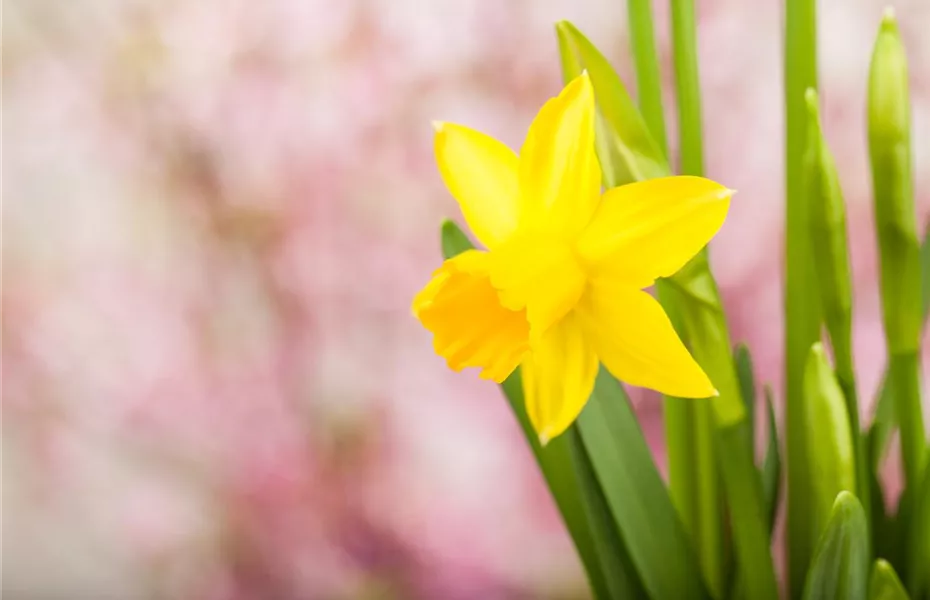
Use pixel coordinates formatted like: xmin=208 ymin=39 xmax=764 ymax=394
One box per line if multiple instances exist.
xmin=762 ymin=385 xmax=782 ymax=535
xmin=735 ymin=344 xmax=757 ymax=453
xmin=440 ymin=219 xmax=641 ymax=599
xmin=667 ymin=273 xmax=777 ymax=600
xmin=870 ymin=560 xmax=910 ymax=600
xmin=868 ymin=431 xmax=893 ymax=568
xmin=906 ymin=461 xmax=930 ymax=599
xmin=729 ymin=386 xmax=784 ymax=600
xmin=716 ymin=421 xmax=778 ymax=600
xmin=565 ymin=427 xmax=648 ymax=599
xmin=555 ymin=20 xmax=669 ymax=187
xmin=803 ymin=492 xmax=869 ymax=600
xmin=577 ymin=370 xmax=711 ymax=600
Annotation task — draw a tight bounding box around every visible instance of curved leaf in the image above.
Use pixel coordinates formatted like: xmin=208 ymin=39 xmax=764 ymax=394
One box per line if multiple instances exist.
xmin=803 ymin=492 xmax=869 ymax=600
xmin=870 ymin=560 xmax=910 ymax=600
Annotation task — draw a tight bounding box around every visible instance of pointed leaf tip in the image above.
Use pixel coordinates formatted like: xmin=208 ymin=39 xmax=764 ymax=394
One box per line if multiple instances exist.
xmin=833 ymin=489 xmax=856 ymax=509
xmin=439 ymin=219 xmax=475 ymax=259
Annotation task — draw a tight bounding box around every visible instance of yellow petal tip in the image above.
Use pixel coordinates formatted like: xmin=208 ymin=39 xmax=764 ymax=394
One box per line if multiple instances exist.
xmin=431 ymin=120 xmax=446 ymax=133
xmin=712 ymin=388 xmax=720 ymax=397
xmin=538 ymin=430 xmax=551 ymax=447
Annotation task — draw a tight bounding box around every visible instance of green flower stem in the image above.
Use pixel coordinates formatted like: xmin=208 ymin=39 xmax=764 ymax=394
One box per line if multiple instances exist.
xmin=627 ymin=0 xmax=669 ymax=159
xmin=665 ymin=2 xmax=725 ymax=596
xmin=784 ymin=0 xmax=820 ymax=594
xmin=671 ymin=0 xmax=704 ymax=177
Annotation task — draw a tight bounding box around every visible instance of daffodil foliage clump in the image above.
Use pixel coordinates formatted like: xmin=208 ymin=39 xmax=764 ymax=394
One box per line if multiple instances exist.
xmin=414 ymin=5 xmax=928 ymax=600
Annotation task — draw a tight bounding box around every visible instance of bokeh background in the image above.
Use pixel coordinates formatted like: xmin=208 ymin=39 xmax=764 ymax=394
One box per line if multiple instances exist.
xmin=4 ymin=0 xmax=930 ymax=598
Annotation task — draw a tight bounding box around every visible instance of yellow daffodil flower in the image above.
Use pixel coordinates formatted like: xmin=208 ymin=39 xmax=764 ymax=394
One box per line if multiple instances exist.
xmin=413 ymin=72 xmax=733 ymax=444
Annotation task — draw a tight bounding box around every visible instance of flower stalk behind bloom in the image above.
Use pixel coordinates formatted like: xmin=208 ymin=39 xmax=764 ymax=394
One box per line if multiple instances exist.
xmin=414 ymin=73 xmax=733 ymax=443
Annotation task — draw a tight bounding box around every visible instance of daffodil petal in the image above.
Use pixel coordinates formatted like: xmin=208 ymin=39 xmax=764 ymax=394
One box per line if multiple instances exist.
xmin=577 ymin=280 xmax=715 ymax=398
xmin=487 ymin=234 xmax=586 ymax=341
xmin=433 ymin=123 xmax=520 ymax=249
xmin=577 ymin=176 xmax=732 ymax=286
xmin=522 ymin=312 xmax=598 ymax=444
xmin=414 ymin=250 xmax=529 ymax=382
xmin=518 ymin=72 xmax=601 ymax=238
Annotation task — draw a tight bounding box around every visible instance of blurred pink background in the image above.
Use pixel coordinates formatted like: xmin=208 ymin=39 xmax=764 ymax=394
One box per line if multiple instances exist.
xmin=3 ymin=0 xmax=929 ymax=598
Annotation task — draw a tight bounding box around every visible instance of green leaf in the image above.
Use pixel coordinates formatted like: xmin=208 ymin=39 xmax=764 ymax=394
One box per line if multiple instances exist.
xmin=870 ymin=560 xmax=910 ymax=600
xmin=727 ymin=387 xmax=783 ymax=600
xmin=577 ymin=370 xmax=711 ymax=600
xmin=735 ymin=344 xmax=757 ymax=453
xmin=803 ymin=492 xmax=869 ymax=600
xmin=906 ymin=460 xmax=930 ymax=599
xmin=762 ymin=385 xmax=782 ymax=535
xmin=662 ymin=394 xmax=723 ymax=598
xmin=555 ymin=20 xmax=668 ymax=187
xmin=784 ymin=0 xmax=821 ymax=595
xmin=867 ymin=431 xmax=893 ymax=568
xmin=440 ymin=219 xmax=640 ymax=600
xmin=715 ymin=421 xmax=779 ymax=600
xmin=565 ymin=428 xmax=648 ymax=599
xmin=869 ymin=376 xmax=898 ymax=471
xmin=440 ymin=219 xmax=473 ymax=259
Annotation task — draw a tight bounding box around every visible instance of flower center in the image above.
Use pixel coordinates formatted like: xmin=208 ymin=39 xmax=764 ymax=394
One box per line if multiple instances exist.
xmin=488 ymin=234 xmax=587 ymax=342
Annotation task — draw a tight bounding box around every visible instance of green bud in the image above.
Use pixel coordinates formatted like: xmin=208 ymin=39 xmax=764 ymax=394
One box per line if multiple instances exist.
xmin=803 ymin=88 xmax=853 ymax=373
xmin=803 ymin=88 xmax=870 ymax=524
xmin=868 ymin=8 xmax=921 ymax=355
xmin=868 ymin=6 xmax=925 ymax=493
xmin=803 ymin=343 xmax=856 ymax=553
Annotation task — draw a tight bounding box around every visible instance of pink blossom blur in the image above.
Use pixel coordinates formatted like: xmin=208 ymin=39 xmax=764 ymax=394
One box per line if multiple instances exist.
xmin=3 ymin=0 xmax=929 ymax=598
